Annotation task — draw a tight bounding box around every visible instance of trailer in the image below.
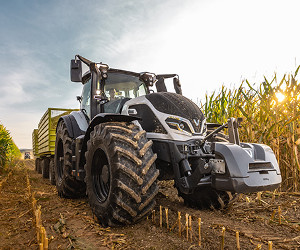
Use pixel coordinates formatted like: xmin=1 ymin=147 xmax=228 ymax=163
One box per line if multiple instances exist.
xmin=32 ymin=129 xmax=39 ymax=170
xmin=33 ymin=108 xmax=78 ymax=183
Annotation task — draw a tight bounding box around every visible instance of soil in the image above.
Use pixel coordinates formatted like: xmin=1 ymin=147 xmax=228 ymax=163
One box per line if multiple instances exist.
xmin=0 ymin=160 xmax=299 ymax=249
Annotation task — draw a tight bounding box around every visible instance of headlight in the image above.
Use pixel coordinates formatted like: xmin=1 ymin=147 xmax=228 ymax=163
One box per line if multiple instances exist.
xmin=201 ymin=119 xmax=207 ymax=135
xmin=165 ymin=117 xmax=193 ymax=134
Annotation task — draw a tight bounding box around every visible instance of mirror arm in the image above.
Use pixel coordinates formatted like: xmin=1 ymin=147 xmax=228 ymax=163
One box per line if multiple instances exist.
xmin=75 ymin=55 xmax=92 ymax=67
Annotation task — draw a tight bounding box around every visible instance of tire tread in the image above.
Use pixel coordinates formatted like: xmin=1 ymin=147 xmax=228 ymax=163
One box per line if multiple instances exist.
xmin=85 ymin=122 xmax=159 ymax=226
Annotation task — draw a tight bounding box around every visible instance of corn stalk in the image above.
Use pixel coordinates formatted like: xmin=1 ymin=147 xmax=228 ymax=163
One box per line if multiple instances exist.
xmin=0 ymin=123 xmax=21 ymax=172
xmin=201 ymin=66 xmax=300 ymax=191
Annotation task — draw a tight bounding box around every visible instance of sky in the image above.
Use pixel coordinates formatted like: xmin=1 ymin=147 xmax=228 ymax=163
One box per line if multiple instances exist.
xmin=0 ymin=0 xmax=300 ymax=149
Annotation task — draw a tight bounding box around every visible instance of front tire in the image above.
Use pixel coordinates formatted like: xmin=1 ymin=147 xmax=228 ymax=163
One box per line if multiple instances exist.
xmin=85 ymin=122 xmax=159 ymax=226
xmin=54 ymin=121 xmax=86 ymax=198
xmin=180 ymin=128 xmax=234 ymax=209
xmin=179 ymin=187 xmax=233 ymax=209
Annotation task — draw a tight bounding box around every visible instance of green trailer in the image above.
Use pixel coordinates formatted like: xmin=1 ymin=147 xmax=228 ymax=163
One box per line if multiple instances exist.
xmin=32 ymin=129 xmax=38 ymax=157
xmin=33 ymin=108 xmax=78 ymax=182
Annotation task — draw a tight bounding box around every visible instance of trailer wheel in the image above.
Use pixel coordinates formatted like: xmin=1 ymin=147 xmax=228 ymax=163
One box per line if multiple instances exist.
xmin=54 ymin=121 xmax=86 ymax=198
xmin=42 ymin=158 xmax=50 ymax=179
xmin=49 ymin=158 xmax=56 ymax=185
xmin=37 ymin=159 xmax=42 ymax=174
xmin=85 ymin=122 xmax=159 ymax=226
xmin=179 ymin=187 xmax=233 ymax=209
xmin=35 ymin=159 xmax=39 ymax=172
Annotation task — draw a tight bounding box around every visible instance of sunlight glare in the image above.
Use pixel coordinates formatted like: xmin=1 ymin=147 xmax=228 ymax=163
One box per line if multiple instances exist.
xmin=275 ymin=92 xmax=285 ymax=102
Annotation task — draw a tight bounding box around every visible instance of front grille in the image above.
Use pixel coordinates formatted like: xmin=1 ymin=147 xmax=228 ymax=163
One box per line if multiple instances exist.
xmin=249 ymin=162 xmax=273 ymax=171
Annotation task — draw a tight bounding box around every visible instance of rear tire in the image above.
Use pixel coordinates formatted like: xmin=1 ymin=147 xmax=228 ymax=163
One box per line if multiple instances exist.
xmin=42 ymin=158 xmax=50 ymax=179
xmin=85 ymin=122 xmax=159 ymax=226
xmin=54 ymin=121 xmax=86 ymax=198
xmin=49 ymin=158 xmax=56 ymax=185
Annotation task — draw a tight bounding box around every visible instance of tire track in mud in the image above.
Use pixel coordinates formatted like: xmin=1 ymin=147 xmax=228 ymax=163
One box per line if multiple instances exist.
xmin=5 ymin=160 xmax=299 ymax=249
xmin=24 ymin=161 xmax=193 ymax=249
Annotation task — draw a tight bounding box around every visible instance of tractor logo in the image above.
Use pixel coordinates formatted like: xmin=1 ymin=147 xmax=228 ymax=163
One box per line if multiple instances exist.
xmin=193 ymin=118 xmax=200 ymax=127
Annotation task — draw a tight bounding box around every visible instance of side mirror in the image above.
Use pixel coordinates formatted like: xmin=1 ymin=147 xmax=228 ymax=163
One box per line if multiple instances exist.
xmin=70 ymin=59 xmax=82 ymax=82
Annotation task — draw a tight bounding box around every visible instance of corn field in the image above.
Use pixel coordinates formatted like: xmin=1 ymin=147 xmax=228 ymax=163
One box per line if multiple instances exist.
xmin=201 ymin=66 xmax=300 ymax=191
xmin=0 ymin=123 xmax=21 ymax=171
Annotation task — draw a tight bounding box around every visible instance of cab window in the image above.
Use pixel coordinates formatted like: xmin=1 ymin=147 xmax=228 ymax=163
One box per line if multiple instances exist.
xmin=81 ymin=79 xmax=91 ymax=119
xmin=103 ymin=73 xmax=147 ymax=113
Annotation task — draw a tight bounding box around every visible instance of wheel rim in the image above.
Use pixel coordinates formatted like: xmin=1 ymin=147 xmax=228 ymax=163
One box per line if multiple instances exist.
xmin=91 ymin=148 xmax=110 ymax=203
xmin=56 ymin=139 xmax=64 ymax=179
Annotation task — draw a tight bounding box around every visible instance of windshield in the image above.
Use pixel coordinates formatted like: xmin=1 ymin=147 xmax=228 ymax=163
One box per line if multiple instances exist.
xmin=104 ymin=72 xmax=147 ymax=100
xmin=80 ymin=72 xmax=147 ymax=116
xmin=103 ymin=72 xmax=147 ymax=113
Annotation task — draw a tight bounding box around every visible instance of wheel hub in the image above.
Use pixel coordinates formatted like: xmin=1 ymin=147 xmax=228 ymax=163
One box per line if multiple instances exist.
xmin=92 ymin=148 xmax=110 ymax=203
xmin=101 ymin=165 xmax=109 ymax=183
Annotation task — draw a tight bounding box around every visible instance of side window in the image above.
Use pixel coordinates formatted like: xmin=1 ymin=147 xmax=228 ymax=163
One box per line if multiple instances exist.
xmin=81 ymin=79 xmax=91 ymax=119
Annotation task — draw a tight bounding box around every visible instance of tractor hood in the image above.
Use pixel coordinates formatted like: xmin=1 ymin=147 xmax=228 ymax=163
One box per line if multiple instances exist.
xmin=145 ymin=92 xmax=205 ymax=133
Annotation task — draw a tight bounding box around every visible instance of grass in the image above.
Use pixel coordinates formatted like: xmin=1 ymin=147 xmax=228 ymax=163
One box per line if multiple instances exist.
xmin=201 ymin=66 xmax=300 ymax=191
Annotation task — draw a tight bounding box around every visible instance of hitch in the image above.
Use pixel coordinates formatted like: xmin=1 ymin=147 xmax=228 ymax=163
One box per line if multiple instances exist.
xmin=227 ymin=117 xmax=242 ymax=145
xmin=203 ymin=117 xmax=243 ymax=145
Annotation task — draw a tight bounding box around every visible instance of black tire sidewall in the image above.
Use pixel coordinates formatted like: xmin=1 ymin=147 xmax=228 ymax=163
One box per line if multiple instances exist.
xmin=54 ymin=124 xmax=65 ymax=190
xmin=37 ymin=158 xmax=42 ymax=174
xmin=54 ymin=121 xmax=86 ymax=198
xmin=35 ymin=158 xmax=39 ymax=172
xmin=85 ymin=122 xmax=159 ymax=226
xmin=42 ymin=158 xmax=50 ymax=179
xmin=49 ymin=157 xmax=55 ymax=185
xmin=85 ymin=140 xmax=114 ymax=219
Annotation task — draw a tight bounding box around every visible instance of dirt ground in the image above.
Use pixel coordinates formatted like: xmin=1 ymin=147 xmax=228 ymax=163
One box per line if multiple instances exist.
xmin=0 ymin=160 xmax=299 ymax=249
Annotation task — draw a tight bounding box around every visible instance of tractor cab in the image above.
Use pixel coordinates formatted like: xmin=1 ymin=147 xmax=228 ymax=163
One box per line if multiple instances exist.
xmin=80 ymin=71 xmax=148 ymax=119
xmin=71 ymin=55 xmax=182 ymax=121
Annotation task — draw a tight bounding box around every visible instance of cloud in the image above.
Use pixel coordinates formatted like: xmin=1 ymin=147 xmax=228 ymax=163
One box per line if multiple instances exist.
xmin=91 ymin=0 xmax=300 ymax=102
xmin=0 ymin=0 xmax=299 ymax=148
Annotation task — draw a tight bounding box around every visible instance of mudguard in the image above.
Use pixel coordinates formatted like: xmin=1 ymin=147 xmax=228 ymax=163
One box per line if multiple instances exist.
xmin=76 ymin=113 xmax=141 ymax=180
xmin=211 ymin=142 xmax=281 ymax=193
xmin=57 ymin=111 xmax=88 ymax=138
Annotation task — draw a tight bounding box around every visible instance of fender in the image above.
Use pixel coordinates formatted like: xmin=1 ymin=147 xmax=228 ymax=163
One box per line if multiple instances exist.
xmin=57 ymin=111 xmax=88 ymax=139
xmin=76 ymin=113 xmax=141 ymax=180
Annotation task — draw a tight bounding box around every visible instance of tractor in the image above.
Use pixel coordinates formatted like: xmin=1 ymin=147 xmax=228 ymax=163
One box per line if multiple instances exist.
xmin=53 ymin=55 xmax=281 ymax=226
